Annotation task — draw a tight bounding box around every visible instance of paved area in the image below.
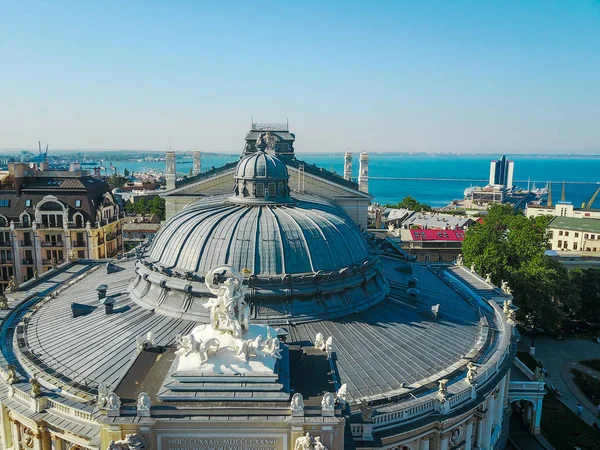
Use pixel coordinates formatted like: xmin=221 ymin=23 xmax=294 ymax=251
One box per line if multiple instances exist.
xmin=522 ymin=337 xmax=600 ymax=426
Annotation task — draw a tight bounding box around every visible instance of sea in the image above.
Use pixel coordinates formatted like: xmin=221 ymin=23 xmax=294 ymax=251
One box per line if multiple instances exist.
xmin=108 ymin=154 xmax=600 ymax=209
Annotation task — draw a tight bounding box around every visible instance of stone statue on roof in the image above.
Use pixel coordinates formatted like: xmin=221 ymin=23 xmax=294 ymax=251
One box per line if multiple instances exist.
xmin=264 ymin=131 xmax=278 ymax=151
xmin=5 ymin=276 xmax=17 ymax=293
xmin=360 ymin=399 xmax=373 ymax=422
xmin=456 ymin=254 xmax=464 ymax=266
xmin=0 ymin=293 xmax=8 ymax=310
xmin=291 ymin=392 xmax=304 ymax=414
xmin=255 ymin=133 xmax=266 ymax=150
xmin=137 ymin=392 xmax=151 ymax=411
xmin=204 ymin=265 xmax=249 ymax=339
xmin=29 ymin=376 xmax=41 ymax=398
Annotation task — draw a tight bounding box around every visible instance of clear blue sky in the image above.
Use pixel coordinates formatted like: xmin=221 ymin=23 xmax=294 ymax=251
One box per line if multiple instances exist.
xmin=1 ymin=1 xmax=599 ymax=153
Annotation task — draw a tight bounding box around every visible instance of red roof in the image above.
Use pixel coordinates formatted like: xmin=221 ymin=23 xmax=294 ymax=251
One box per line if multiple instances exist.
xmin=410 ymin=229 xmax=466 ymax=241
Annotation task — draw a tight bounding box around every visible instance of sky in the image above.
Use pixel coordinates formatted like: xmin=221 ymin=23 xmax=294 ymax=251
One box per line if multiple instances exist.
xmin=1 ymin=1 xmax=599 ymax=154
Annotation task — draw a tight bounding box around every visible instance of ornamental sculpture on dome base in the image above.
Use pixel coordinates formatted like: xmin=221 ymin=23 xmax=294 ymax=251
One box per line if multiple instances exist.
xmin=175 ymin=265 xmax=283 ymax=370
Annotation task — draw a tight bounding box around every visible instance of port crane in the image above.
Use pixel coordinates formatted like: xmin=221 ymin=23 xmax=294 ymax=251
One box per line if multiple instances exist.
xmin=30 ymin=141 xmax=49 ymax=163
xmin=584 ymin=186 xmax=600 ymax=209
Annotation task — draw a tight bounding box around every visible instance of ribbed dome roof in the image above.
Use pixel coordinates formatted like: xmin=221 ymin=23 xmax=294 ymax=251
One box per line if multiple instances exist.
xmin=147 ymin=194 xmax=370 ymax=275
xmin=234 ymin=150 xmax=288 ymax=180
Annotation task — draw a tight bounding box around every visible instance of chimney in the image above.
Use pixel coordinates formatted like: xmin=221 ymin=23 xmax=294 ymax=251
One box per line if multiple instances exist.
xmin=166 ymin=151 xmax=176 ymax=190
xmin=193 ymin=151 xmax=202 ymax=176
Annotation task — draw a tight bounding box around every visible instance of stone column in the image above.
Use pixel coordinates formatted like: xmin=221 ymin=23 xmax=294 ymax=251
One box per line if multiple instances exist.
xmin=51 ymin=434 xmax=64 ymax=450
xmin=440 ymin=432 xmax=450 ymax=450
xmin=418 ymin=434 xmax=431 ymax=450
xmin=344 ymin=152 xmax=352 ymax=181
xmin=464 ymin=420 xmax=474 ymax=450
xmin=494 ymin=377 xmax=506 ymax=427
xmin=481 ymin=396 xmax=495 ymax=450
xmin=532 ymin=397 xmax=543 ymax=435
xmin=166 ymin=151 xmax=176 ymax=191
xmin=475 ymin=417 xmax=483 ymax=448
xmin=0 ymin=405 xmax=13 ymax=449
xmin=193 ymin=151 xmax=202 ymax=176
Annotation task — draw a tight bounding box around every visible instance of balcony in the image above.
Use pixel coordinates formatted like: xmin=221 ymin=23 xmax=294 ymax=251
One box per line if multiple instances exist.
xmin=0 ymin=240 xmax=12 ymax=248
xmin=19 ymin=241 xmax=33 ymax=247
xmin=22 ymin=259 xmax=34 ymax=265
xmin=39 ymin=223 xmax=64 ymax=230
xmin=97 ymin=237 xmax=105 ymax=245
xmin=106 ymin=232 xmax=118 ymax=242
xmin=41 ymin=241 xmax=64 ymax=247
xmin=0 ymin=258 xmax=14 ymax=265
xmin=72 ymin=240 xmax=87 ymax=248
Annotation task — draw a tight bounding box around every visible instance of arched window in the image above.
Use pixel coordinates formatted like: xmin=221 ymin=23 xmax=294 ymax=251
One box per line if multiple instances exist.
xmin=74 ymin=214 xmax=84 ymax=228
xmin=21 ymin=213 xmax=30 ymax=227
xmin=0 ymin=216 xmax=7 ymax=227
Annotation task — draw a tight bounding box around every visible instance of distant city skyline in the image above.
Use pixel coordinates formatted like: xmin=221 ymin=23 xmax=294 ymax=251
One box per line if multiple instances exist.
xmin=1 ymin=1 xmax=599 ymax=154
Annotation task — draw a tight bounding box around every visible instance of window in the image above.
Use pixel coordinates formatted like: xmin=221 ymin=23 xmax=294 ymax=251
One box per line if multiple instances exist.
xmin=558 ymin=240 xmax=562 ymax=247
xmin=559 ymin=231 xmax=563 ymax=236
xmin=0 ymin=199 xmax=9 ymax=207
xmin=75 ymin=199 xmax=81 ymax=208
xmin=268 ymin=183 xmax=276 ymax=197
xmin=563 ymin=241 xmax=568 ymax=249
xmin=565 ymin=231 xmax=569 ymax=237
xmin=592 ymin=235 xmax=596 ymax=240
xmin=25 ymin=199 xmax=31 ymax=207
xmin=424 ymin=254 xmax=430 ymax=261
xmin=575 ymin=232 xmax=579 ymax=238
xmin=585 ymin=234 xmax=589 ymax=239
xmin=573 ymin=242 xmax=578 ymax=250
xmin=255 ymin=183 xmax=265 ymax=197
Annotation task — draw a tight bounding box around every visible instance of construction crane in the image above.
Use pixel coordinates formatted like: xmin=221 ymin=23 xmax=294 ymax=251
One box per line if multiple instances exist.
xmin=584 ymin=186 xmax=600 ymax=209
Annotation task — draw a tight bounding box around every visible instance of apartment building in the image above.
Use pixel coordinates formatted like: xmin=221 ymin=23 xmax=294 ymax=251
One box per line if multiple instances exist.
xmin=0 ymin=163 xmax=123 ymax=292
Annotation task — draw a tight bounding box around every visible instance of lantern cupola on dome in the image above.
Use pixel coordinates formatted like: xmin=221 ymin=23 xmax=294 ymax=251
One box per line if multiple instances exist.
xmin=230 ymin=132 xmax=293 ymax=204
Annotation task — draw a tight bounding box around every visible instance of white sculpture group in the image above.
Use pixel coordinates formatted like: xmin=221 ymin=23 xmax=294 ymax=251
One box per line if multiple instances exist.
xmin=294 ymin=432 xmax=328 ymax=450
xmin=175 ymin=333 xmax=220 ymax=364
xmin=175 ymin=265 xmax=283 ymax=367
xmin=314 ymin=333 xmax=333 ymax=358
xmin=204 ymin=265 xmax=249 ymax=339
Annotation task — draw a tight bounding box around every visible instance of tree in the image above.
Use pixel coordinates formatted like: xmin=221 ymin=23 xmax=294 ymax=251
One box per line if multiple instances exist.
xmin=107 ymin=174 xmax=129 ymax=189
xmin=385 ymin=196 xmax=432 ymax=212
xmin=123 ymin=168 xmax=130 ymax=177
xmin=124 ymin=196 xmax=165 ymax=220
xmin=462 ymin=204 xmax=579 ymax=329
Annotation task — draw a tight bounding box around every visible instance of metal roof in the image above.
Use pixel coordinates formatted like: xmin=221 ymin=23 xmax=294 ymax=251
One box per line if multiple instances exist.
xmin=148 ymin=193 xmax=370 ymax=275
xmin=548 ymin=216 xmax=600 ymax=233
xmin=235 ymin=150 xmax=289 ymax=180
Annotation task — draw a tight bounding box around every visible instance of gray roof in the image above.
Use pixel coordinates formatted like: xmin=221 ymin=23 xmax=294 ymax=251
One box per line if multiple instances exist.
xmin=148 ymin=194 xmax=370 ymax=275
xmin=14 ymin=258 xmax=498 ymax=408
xmin=235 ymin=150 xmax=289 ymax=180
xmin=401 ymin=212 xmax=475 ymax=230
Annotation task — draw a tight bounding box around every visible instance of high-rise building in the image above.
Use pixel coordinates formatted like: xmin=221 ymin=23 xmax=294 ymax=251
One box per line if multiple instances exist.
xmin=0 ymin=163 xmax=123 ymax=292
xmin=489 ymin=155 xmax=514 ymax=188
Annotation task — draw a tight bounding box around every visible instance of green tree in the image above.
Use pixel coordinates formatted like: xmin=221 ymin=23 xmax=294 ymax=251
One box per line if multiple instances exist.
xmin=462 ymin=204 xmax=579 ymax=329
xmin=385 ymin=196 xmax=432 ymax=212
xmin=123 ymin=168 xmax=130 ymax=177
xmin=107 ymin=174 xmax=129 ymax=189
xmin=569 ymin=268 xmax=600 ymax=325
xmin=124 ymin=196 xmax=166 ymax=220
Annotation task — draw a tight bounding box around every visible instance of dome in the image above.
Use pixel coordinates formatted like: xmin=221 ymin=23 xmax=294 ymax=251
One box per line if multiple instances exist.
xmin=234 ymin=150 xmax=288 ymax=181
xmin=147 ymin=194 xmax=369 ymax=275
